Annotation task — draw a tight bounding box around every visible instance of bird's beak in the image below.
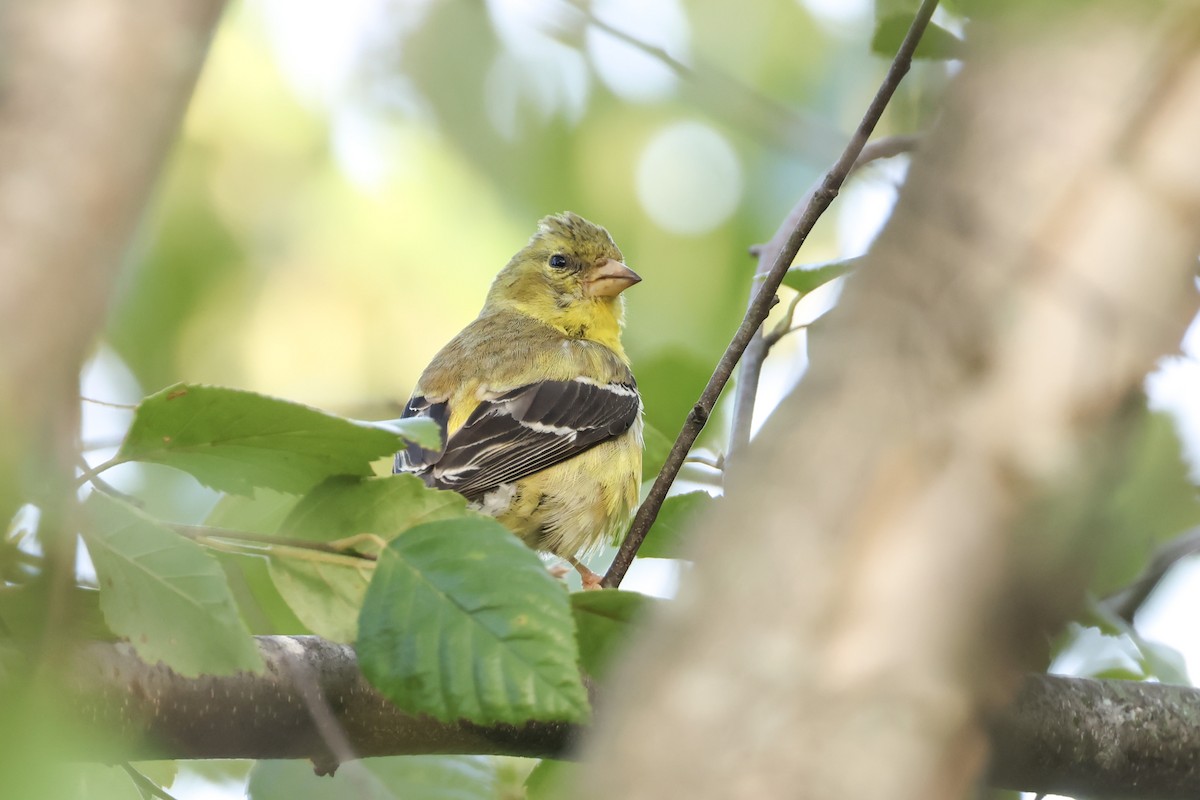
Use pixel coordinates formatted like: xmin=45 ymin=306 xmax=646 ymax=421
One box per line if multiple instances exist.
xmin=584 ymin=258 xmax=642 ymax=298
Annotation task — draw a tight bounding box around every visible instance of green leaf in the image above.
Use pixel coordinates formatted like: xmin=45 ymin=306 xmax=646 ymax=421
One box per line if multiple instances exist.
xmin=641 ymin=422 xmax=672 ymax=482
xmin=1085 ymin=601 xmax=1190 ymax=685
xmin=115 ymin=383 xmax=425 ymax=495
xmin=871 ymin=15 xmax=963 ymax=60
xmin=1051 ymin=620 xmax=1189 ymax=684
xmin=1051 ymin=623 xmax=1144 ymax=680
xmin=206 ymin=488 xmax=299 ymax=533
xmin=780 ymin=258 xmax=857 ymax=295
xmin=1136 ymin=637 xmax=1190 ymax=685
xmin=268 ymin=555 xmax=374 ymax=644
xmin=129 ymin=761 xmax=177 ymax=792
xmin=525 ymin=759 xmax=576 ymax=800
xmin=357 ymin=517 xmax=588 ymax=724
xmin=372 ymin=417 xmax=443 ymax=450
xmin=248 ymin=756 xmax=496 ymax=800
xmin=63 ymin=764 xmax=138 ymax=800
xmin=0 ymin=585 xmax=112 ymax=641
xmin=635 ymin=349 xmax=712 ymax=446
xmin=269 ymin=474 xmax=475 ymax=642
xmin=83 ymin=491 xmax=264 ymax=676
xmin=205 ymin=490 xmax=310 ymax=635
xmin=285 ymin=474 xmax=472 ymax=542
xmin=571 ymin=590 xmax=651 ymax=678
xmin=639 ymin=491 xmax=716 ymax=559
xmin=1092 ymin=411 xmax=1200 ymax=594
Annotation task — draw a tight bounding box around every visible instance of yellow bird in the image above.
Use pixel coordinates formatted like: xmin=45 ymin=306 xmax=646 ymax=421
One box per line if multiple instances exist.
xmin=395 ymin=212 xmax=643 ymax=588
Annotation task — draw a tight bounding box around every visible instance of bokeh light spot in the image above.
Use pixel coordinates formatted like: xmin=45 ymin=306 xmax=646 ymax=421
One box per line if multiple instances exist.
xmin=636 ymin=121 xmax=743 ymax=235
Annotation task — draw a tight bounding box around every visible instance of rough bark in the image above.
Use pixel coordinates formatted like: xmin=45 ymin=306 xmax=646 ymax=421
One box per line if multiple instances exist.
xmin=578 ymin=5 xmax=1200 ymax=800
xmin=988 ymin=674 xmax=1200 ymax=800
xmin=54 ymin=637 xmax=1200 ymax=798
xmin=66 ymin=637 xmax=576 ymax=772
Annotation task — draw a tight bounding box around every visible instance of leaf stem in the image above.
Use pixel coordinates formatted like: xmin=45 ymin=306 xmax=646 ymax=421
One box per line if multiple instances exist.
xmin=120 ymin=763 xmax=180 ymax=800
xmin=74 ymin=455 xmax=128 ymax=489
xmin=167 ymin=523 xmax=379 ymax=562
xmin=81 ymin=396 xmax=137 ymax=410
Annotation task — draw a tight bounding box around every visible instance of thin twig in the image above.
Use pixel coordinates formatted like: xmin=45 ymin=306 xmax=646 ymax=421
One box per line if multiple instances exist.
xmin=120 ymin=764 xmax=180 ymax=800
xmin=602 ymin=1 xmax=940 ymax=588
xmin=729 ymin=133 xmax=921 ymax=455
xmin=74 ymin=455 xmax=126 ymax=488
xmin=77 ymin=457 xmax=143 ymax=507
xmin=1101 ymin=525 xmax=1200 ymax=624
xmin=852 ymin=133 xmax=921 ymax=170
xmin=552 ymin=0 xmax=846 ymax=157
xmin=684 ymin=453 xmax=725 ymax=471
xmin=81 ymin=396 xmax=137 ymax=410
xmin=762 ymin=293 xmax=805 ymax=347
xmin=82 ymin=437 xmax=128 ymax=452
xmin=168 ymin=523 xmax=379 ymax=562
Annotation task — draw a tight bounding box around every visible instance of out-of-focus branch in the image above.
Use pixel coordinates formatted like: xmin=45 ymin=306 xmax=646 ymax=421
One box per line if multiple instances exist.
xmin=1101 ymin=525 xmax=1200 ymax=624
xmin=601 ymin=2 xmax=939 ymax=589
xmin=0 ymin=0 xmax=227 ymax=522
xmin=580 ymin=4 xmax=1200 ymax=799
xmin=0 ymin=0 xmax=228 ymax=659
xmin=0 ymin=2 xmax=227 ymax=786
xmin=554 ymin=0 xmax=846 ymax=159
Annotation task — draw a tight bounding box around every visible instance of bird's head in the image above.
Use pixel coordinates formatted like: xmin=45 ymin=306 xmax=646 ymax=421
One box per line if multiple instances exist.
xmin=487 ymin=212 xmax=641 ymax=345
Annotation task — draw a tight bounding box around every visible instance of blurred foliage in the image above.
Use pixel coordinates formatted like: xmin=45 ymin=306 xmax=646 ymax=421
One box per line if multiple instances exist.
xmin=99 ymin=0 xmax=930 ymax=419
xmin=1090 ymin=410 xmax=1200 ymax=595
xmin=871 ymin=14 xmax=963 ymax=60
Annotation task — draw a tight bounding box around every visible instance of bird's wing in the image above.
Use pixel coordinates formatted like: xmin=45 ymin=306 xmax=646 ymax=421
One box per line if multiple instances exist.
xmin=396 ymin=378 xmax=639 ymax=500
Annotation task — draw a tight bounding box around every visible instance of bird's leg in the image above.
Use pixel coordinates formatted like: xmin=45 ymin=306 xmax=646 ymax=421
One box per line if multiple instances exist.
xmin=568 ymin=556 xmax=604 ymax=591
xmin=547 ymin=563 xmax=572 ymax=580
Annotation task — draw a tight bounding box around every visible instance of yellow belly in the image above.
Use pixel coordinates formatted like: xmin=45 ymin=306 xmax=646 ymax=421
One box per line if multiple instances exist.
xmin=478 ymin=425 xmax=642 ymax=559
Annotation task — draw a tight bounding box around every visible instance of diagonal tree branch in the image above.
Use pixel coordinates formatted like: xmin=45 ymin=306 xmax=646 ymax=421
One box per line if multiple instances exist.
xmin=601 ymin=0 xmax=941 ymax=589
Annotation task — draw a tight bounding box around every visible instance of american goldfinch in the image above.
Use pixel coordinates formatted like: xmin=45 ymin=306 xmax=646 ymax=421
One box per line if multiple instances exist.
xmin=395 ymin=212 xmax=643 ymax=589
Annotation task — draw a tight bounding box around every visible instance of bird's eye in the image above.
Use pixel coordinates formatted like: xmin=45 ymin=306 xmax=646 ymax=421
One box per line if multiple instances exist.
xmin=549 ymin=254 xmax=568 ymax=269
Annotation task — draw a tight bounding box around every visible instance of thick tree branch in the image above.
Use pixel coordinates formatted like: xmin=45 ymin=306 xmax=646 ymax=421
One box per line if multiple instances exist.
xmin=988 ymin=674 xmax=1200 ymax=800
xmin=59 ymin=637 xmax=1200 ymax=798
xmin=66 ymin=637 xmax=577 ymax=767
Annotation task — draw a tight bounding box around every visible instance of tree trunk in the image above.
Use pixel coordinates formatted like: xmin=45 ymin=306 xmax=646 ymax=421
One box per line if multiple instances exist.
xmin=579 ymin=5 xmax=1200 ymax=799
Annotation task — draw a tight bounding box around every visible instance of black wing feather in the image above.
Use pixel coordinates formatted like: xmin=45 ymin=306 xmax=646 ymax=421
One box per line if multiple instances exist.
xmin=396 ymin=379 xmax=638 ymax=500
xmin=393 ymin=395 xmax=449 ymax=476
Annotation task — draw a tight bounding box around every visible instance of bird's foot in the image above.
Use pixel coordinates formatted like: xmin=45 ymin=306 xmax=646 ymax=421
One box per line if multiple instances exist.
xmin=570 ymin=559 xmax=604 ymax=591
xmin=547 ymin=563 xmax=572 ymax=580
